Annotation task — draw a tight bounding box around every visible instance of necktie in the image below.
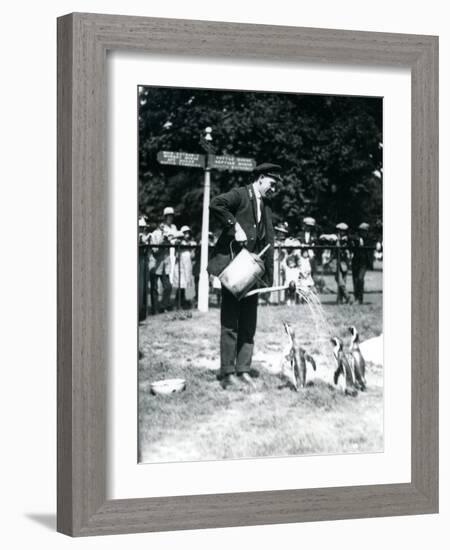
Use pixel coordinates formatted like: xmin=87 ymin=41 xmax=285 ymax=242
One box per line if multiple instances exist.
xmin=257 ymin=198 xmax=265 ymax=239
xmin=256 ymin=195 xmax=262 ymax=223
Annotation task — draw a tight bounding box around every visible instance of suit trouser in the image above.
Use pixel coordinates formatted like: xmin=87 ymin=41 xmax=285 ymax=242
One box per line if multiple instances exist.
xmin=220 ymin=287 xmax=258 ymax=375
xmin=159 ymin=274 xmax=172 ymax=309
xmin=149 ymin=270 xmax=158 ymax=314
xmin=335 ymin=270 xmax=350 ymax=304
xmin=150 ymin=271 xmax=172 ymax=312
xmin=352 ymin=266 xmax=367 ymax=303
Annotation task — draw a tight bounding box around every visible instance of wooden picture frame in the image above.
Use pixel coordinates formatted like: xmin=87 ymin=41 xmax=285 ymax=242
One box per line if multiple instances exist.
xmin=57 ymin=12 xmax=438 ymax=536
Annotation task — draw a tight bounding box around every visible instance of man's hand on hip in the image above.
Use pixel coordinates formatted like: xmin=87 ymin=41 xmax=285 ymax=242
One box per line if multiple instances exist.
xmin=234 ymin=222 xmax=248 ymax=245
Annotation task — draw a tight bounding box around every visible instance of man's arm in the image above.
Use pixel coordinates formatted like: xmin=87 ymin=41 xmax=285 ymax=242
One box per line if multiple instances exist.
xmin=209 ymin=188 xmax=247 ymax=243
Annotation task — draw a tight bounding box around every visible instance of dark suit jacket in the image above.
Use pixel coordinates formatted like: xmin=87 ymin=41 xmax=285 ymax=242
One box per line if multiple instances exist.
xmin=298 ymin=230 xmax=318 ymax=246
xmin=350 ymin=235 xmax=373 ymax=270
xmin=207 ymin=185 xmax=274 ymax=285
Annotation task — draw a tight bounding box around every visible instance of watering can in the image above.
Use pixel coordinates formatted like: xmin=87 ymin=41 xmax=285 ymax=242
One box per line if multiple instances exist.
xmin=218 ymin=243 xmax=271 ymax=300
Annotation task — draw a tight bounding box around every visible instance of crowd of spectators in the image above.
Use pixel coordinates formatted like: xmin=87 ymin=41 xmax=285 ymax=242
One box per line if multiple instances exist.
xmin=139 ymin=207 xmax=382 ymax=316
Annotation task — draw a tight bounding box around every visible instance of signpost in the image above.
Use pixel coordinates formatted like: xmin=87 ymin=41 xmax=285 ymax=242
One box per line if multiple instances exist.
xmin=157 ymin=151 xmax=205 ymax=168
xmin=157 ymin=135 xmax=255 ymax=313
xmin=210 ymin=155 xmax=256 ymax=172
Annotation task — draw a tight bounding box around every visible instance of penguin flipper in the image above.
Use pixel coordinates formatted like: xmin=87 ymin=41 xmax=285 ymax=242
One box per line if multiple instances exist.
xmin=333 ymin=365 xmax=343 ymax=385
xmin=305 ymin=353 xmax=316 ymax=371
xmin=353 ymin=354 xmax=367 ymax=390
xmin=292 ymin=356 xmax=300 ymax=391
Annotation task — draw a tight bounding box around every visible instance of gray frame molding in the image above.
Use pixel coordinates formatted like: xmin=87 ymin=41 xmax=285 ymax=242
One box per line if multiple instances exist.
xmin=57 ymin=12 xmax=438 ymax=537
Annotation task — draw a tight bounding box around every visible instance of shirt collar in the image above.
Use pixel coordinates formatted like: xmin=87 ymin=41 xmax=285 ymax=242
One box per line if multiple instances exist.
xmin=252 ymin=182 xmax=262 ymax=200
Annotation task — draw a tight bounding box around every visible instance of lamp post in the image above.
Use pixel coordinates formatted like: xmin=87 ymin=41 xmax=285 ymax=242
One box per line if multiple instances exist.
xmin=197 ymin=127 xmax=213 ymax=312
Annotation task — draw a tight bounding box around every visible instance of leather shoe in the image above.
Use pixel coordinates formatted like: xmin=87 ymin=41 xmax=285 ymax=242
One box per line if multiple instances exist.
xmin=221 ymin=373 xmax=239 ymax=390
xmin=238 ymin=372 xmax=257 ymax=390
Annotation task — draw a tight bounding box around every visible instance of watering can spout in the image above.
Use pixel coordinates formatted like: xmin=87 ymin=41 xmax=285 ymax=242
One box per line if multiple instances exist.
xmin=257 ymin=243 xmax=271 ymax=258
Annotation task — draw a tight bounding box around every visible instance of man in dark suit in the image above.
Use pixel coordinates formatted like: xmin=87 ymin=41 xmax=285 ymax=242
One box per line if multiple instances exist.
xmin=208 ymin=163 xmax=282 ymax=389
xmin=351 ymin=222 xmax=372 ymax=304
xmin=298 ymin=217 xmax=317 ymax=247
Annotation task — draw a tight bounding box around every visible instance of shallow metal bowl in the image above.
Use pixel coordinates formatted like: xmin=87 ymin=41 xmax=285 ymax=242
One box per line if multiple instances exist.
xmin=150 ymin=378 xmax=186 ymax=395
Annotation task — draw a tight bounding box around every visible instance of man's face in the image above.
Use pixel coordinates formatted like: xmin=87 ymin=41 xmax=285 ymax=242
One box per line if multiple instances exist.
xmin=165 ymin=214 xmax=174 ymax=225
xmin=257 ymin=175 xmax=279 ymax=199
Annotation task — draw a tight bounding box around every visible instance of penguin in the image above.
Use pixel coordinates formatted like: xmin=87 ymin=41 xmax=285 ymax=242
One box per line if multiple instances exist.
xmin=299 ymin=346 xmax=317 ymax=389
xmin=348 ymin=326 xmax=367 ymax=391
xmin=281 ymin=321 xmax=316 ymax=391
xmin=331 ymin=336 xmax=357 ymax=396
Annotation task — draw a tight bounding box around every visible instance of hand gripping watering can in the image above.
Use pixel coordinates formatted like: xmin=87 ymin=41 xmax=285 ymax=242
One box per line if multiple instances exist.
xmin=218 ymin=242 xmax=271 ymax=300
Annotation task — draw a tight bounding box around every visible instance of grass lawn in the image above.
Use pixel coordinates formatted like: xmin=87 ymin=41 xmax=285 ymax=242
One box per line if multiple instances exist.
xmin=138 ymin=285 xmax=383 ymax=463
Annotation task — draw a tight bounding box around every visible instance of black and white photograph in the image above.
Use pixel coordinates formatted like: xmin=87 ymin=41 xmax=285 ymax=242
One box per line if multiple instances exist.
xmin=138 ymin=85 xmax=383 ymax=464
xmin=1 ymin=0 xmax=444 ymax=543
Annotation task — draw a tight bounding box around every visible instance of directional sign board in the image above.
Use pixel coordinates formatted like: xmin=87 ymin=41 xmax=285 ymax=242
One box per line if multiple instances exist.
xmin=210 ymin=155 xmax=256 ymax=172
xmin=157 ymin=151 xmax=205 ymax=168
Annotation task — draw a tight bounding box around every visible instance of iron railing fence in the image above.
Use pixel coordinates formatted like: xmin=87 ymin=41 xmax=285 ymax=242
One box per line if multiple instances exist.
xmin=139 ymin=243 xmax=382 ymax=316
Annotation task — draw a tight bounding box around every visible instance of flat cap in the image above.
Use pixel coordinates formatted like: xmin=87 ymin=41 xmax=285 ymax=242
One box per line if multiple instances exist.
xmin=358 ymin=222 xmax=370 ymax=230
xmin=254 ymin=163 xmax=282 ymax=179
xmin=163 ymin=206 xmax=174 ymax=216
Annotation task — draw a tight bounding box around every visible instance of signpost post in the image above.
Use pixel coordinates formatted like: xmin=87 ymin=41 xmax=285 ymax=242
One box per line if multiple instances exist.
xmin=197 ymin=161 xmax=211 ymax=312
xmin=157 ymin=130 xmax=256 ymax=312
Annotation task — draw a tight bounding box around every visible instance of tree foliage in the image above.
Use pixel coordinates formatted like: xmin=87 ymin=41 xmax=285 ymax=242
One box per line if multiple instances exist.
xmin=139 ymin=86 xmax=382 ymax=236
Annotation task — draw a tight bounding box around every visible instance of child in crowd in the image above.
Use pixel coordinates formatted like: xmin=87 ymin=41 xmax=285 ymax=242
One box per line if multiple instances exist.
xmin=282 ymin=254 xmax=301 ymax=306
xmin=298 ymin=248 xmax=315 ymax=297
